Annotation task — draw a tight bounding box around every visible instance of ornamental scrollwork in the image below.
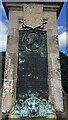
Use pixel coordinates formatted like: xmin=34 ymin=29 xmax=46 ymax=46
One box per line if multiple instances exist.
xmin=19 ymin=18 xmax=47 ymax=30
xmin=11 ymin=94 xmax=55 ymax=118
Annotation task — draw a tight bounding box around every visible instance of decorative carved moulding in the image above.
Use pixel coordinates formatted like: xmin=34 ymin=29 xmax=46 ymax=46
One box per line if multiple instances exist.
xmin=2 ymin=0 xmax=64 ymax=18
xmin=2 ymin=0 xmax=64 ymax=2
xmin=8 ymin=94 xmax=56 ymax=119
xmin=18 ymin=18 xmax=48 ymax=30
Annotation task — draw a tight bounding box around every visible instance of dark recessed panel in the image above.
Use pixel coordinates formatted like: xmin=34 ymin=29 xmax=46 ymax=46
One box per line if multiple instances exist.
xmin=16 ymin=30 xmax=48 ymax=101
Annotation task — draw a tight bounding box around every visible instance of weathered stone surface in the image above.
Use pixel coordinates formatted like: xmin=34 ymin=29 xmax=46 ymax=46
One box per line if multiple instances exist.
xmin=23 ymin=4 xmax=43 ymax=28
xmin=47 ymin=29 xmax=63 ymax=112
xmin=43 ymin=11 xmax=57 ymax=29
xmin=0 ymin=52 xmax=2 ymax=119
xmin=2 ymin=0 xmax=64 ymax=18
xmin=2 ymin=53 xmax=16 ymax=112
xmin=1 ymin=2 xmax=64 ymax=118
xmin=1 ymin=27 xmax=19 ymax=113
xmin=2 ymin=0 xmax=64 ymax=2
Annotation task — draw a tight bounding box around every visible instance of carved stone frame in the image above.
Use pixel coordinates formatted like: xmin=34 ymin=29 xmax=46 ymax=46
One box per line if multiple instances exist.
xmin=1 ymin=3 xmax=63 ymax=119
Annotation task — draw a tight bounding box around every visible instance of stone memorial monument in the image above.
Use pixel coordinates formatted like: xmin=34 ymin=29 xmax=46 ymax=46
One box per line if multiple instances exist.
xmin=1 ymin=0 xmax=64 ymax=119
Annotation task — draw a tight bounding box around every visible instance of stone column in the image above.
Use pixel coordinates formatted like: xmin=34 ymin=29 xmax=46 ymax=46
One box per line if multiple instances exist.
xmin=1 ymin=27 xmax=19 ymax=113
xmin=47 ymin=29 xmax=63 ymax=112
xmin=0 ymin=53 xmax=2 ymax=119
xmin=43 ymin=10 xmax=63 ymax=112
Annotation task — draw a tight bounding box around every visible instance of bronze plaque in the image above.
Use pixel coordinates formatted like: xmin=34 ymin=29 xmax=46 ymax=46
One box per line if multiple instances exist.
xmin=17 ymin=30 xmax=48 ymax=100
xmin=11 ymin=29 xmax=55 ymax=118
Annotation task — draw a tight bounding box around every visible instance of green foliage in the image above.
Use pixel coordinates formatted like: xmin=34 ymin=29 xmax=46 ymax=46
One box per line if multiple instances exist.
xmin=59 ymin=52 xmax=68 ymax=94
xmin=0 ymin=52 xmax=6 ymax=85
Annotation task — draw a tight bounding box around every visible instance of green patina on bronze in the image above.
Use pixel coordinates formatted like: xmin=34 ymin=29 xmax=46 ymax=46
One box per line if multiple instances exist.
xmin=8 ymin=29 xmax=56 ymax=118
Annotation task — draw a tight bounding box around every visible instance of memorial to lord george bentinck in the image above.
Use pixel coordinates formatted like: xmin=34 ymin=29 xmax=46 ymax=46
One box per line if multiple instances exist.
xmin=1 ymin=0 xmax=67 ymax=120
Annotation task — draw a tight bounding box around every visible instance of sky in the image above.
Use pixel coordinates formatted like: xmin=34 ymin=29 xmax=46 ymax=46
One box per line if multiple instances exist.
xmin=0 ymin=0 xmax=68 ymax=55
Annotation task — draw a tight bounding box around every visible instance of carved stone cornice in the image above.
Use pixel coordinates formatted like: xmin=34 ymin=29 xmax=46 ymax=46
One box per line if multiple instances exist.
xmin=2 ymin=1 xmax=64 ymax=18
xmin=2 ymin=0 xmax=64 ymax=2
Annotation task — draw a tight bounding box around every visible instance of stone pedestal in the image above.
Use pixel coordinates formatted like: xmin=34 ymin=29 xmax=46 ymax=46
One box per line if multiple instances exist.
xmin=1 ymin=0 xmax=64 ymax=119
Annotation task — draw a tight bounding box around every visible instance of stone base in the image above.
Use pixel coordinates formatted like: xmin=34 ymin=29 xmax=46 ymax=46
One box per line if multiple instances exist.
xmin=2 ymin=116 xmax=57 ymax=120
xmin=8 ymin=114 xmax=57 ymax=120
